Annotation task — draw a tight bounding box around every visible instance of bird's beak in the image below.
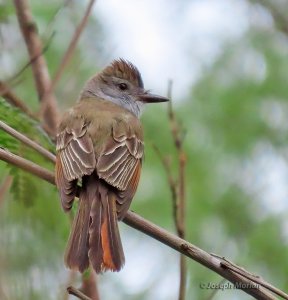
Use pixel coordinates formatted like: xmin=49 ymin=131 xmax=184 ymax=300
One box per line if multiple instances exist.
xmin=138 ymin=92 xmax=169 ymax=103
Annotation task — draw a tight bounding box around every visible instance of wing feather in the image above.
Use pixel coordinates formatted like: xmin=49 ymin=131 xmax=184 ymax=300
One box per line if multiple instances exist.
xmin=97 ymin=122 xmax=143 ymax=219
xmin=56 ymin=116 xmax=96 ymax=211
xmin=55 ymin=155 xmax=77 ymax=212
xmin=117 ymin=161 xmax=142 ymax=219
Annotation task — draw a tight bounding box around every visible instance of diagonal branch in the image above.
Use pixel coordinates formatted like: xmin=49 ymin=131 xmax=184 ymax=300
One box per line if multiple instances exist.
xmin=0 ymin=146 xmax=282 ymax=300
xmin=0 ymin=121 xmax=55 ymax=163
xmin=214 ymin=255 xmax=288 ymax=300
xmin=13 ymin=0 xmax=59 ymax=135
xmin=67 ymin=286 xmax=92 ymax=300
xmin=0 ymin=148 xmax=54 ymax=184
xmin=124 ymin=214 xmax=275 ymax=300
xmin=156 ymin=79 xmax=187 ymax=300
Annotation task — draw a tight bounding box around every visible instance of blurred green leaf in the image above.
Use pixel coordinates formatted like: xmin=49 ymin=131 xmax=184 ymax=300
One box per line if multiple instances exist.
xmin=0 ymin=97 xmax=54 ymax=152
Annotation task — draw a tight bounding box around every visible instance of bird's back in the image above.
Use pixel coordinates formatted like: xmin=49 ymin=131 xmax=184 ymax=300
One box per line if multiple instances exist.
xmin=58 ymin=97 xmax=143 ymax=158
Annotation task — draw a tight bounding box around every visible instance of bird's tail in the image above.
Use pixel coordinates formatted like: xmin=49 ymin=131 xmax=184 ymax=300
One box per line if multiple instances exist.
xmin=64 ymin=173 xmax=124 ymax=273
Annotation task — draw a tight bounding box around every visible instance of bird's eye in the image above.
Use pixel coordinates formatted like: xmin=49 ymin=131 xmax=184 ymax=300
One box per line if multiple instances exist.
xmin=118 ymin=83 xmax=128 ymax=91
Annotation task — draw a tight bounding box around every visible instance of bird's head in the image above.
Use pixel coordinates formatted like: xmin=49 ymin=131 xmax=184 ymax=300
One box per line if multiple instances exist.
xmin=80 ymin=59 xmax=169 ymax=117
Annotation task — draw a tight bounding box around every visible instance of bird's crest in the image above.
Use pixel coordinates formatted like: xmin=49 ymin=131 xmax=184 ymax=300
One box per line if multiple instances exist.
xmin=101 ymin=59 xmax=144 ymax=88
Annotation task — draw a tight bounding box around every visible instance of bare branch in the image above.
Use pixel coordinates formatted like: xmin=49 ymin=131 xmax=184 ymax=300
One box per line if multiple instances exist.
xmin=160 ymin=79 xmax=187 ymax=300
xmin=124 ymin=213 xmax=276 ymax=300
xmin=0 ymin=81 xmax=37 ymax=120
xmin=0 ymin=148 xmax=54 ymax=184
xmin=67 ymin=286 xmax=92 ymax=300
xmin=13 ymin=0 xmax=59 ymax=135
xmin=0 ymin=147 xmax=281 ymax=299
xmin=217 ymin=256 xmax=288 ymax=300
xmin=167 ymin=80 xmax=183 ymax=149
xmin=49 ymin=0 xmax=96 ymax=92
xmin=178 ymin=143 xmax=187 ymax=300
xmin=178 ymin=249 xmax=186 ymax=300
xmin=0 ymin=121 xmax=55 ymax=163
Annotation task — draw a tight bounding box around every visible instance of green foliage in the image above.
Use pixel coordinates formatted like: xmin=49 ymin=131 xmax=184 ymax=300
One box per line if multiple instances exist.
xmin=0 ymin=97 xmax=54 ymax=152
xmin=0 ymin=97 xmax=55 ymax=208
xmin=10 ymin=168 xmax=38 ymax=207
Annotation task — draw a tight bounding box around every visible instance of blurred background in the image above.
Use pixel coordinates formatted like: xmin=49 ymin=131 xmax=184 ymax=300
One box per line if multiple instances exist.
xmin=1 ymin=0 xmax=288 ymax=299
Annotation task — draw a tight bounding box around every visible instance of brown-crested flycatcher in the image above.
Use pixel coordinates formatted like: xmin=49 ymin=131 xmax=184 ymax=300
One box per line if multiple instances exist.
xmin=55 ymin=59 xmax=169 ymax=273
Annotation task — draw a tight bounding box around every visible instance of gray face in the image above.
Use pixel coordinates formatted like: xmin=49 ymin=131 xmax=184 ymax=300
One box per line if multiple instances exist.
xmin=80 ymin=60 xmax=168 ymax=117
xmin=97 ymin=75 xmax=145 ymax=118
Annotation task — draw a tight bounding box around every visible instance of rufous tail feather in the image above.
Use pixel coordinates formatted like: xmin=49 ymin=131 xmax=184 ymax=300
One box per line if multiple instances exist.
xmin=64 ymin=176 xmax=93 ymax=272
xmin=65 ymin=173 xmax=125 ymax=273
xmin=89 ymin=180 xmax=125 ymax=272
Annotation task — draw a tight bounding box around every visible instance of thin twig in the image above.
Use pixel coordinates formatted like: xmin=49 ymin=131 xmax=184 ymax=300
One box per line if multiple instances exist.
xmin=219 ymin=258 xmax=288 ymax=300
xmin=0 ymin=81 xmax=37 ymax=120
xmin=67 ymin=286 xmax=92 ymax=300
xmin=49 ymin=0 xmax=96 ymax=93
xmin=13 ymin=0 xmax=59 ymax=134
xmin=0 ymin=121 xmax=55 ymax=163
xmin=153 ymin=142 xmax=187 ymax=299
xmin=167 ymin=80 xmax=183 ymax=149
xmin=165 ymin=79 xmax=187 ymax=300
xmin=178 ymin=142 xmax=187 ymax=300
xmin=0 ymin=147 xmax=280 ymax=300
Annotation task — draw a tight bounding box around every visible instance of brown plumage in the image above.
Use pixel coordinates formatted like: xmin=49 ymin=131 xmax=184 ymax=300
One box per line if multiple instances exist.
xmin=101 ymin=58 xmax=144 ymax=88
xmin=55 ymin=59 xmax=168 ymax=273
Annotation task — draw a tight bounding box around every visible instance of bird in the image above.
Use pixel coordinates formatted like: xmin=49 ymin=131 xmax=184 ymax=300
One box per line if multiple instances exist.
xmin=55 ymin=59 xmax=169 ymax=273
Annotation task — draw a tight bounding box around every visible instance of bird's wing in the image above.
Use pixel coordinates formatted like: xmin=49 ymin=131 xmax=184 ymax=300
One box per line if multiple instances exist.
xmin=55 ymin=115 xmax=96 ymax=211
xmin=97 ymin=119 xmax=144 ymax=219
